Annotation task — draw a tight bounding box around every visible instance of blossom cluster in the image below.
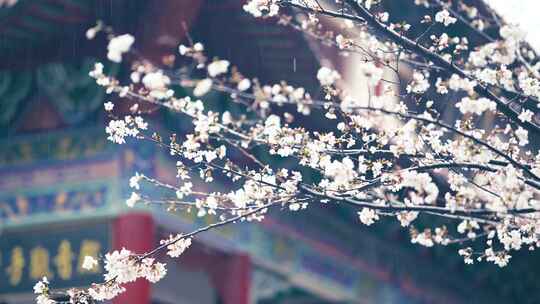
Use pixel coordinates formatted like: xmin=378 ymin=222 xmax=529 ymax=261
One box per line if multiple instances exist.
xmin=86 ymin=248 xmax=167 ymax=301
xmin=105 ymin=116 xmax=148 ymax=144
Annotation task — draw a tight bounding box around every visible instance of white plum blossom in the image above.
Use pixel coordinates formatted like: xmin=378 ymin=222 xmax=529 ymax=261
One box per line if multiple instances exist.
xmin=142 ymin=71 xmax=173 ymax=99
xmin=160 ymin=235 xmax=192 ymax=258
xmin=398 ymin=171 xmax=439 ymax=205
xmin=323 ymin=157 xmax=357 ymax=188
xmin=228 ymin=189 xmax=250 ymax=208
xmin=179 ymin=44 xmax=189 ymax=55
xmin=458 ymin=248 xmax=474 ymax=264
xmin=238 ymin=78 xmax=251 ymax=91
xmin=498 ymin=229 xmax=524 ymax=251
xmin=518 ymin=109 xmax=534 ymax=123
xmin=89 ymin=62 xmax=104 ymax=78
xmin=33 ymin=277 xmax=49 ymax=294
xmin=205 ymin=195 xmax=219 ymax=210
xmin=447 ymin=74 xmax=476 ymax=93
xmin=243 ymin=0 xmax=279 ymax=17
xmin=126 ymin=192 xmax=140 ymax=208
xmin=194 ymin=42 xmax=204 ymax=51
xmin=86 ymin=28 xmax=97 ymax=40
xmin=179 ymin=42 xmax=204 ymax=55
xmin=455 ymin=97 xmax=496 ymax=115
xmin=397 ymin=211 xmax=418 ymax=227
xmin=105 ymin=116 xmax=147 ymax=144
xmin=139 ymin=258 xmax=167 ymax=283
xmin=361 ymin=0 xmax=374 ymax=9
xmin=485 ymin=247 xmax=511 ymax=267
xmin=406 ymin=72 xmax=430 ymax=93
xmin=92 ymin=248 xmax=168 ymax=299
xmin=412 ymin=231 xmax=434 ymax=247
xmin=82 ymin=256 xmax=99 ymax=270
xmin=515 ymin=127 xmax=529 ymax=146
xmin=457 ymin=220 xmax=480 ymax=238
xmin=194 ymin=78 xmax=213 ymax=96
xmin=518 ymin=72 xmax=540 ymax=98
xmin=105 ymin=120 xmax=133 ymax=144
xmin=107 ymin=34 xmax=134 ymax=63
xmin=176 ymin=181 xmax=193 ymax=200
xmin=88 ymin=283 xmax=125 ymax=301
xmin=36 ymin=295 xmax=54 ymax=304
xmin=104 ymin=101 xmax=114 ymax=111
xmin=358 ymin=208 xmax=379 ymax=226
xmin=129 ymin=172 xmax=143 ymax=190
xmin=288 ymin=202 xmax=302 ymax=211
xmin=475 ymin=68 xmax=497 ymax=85
xmin=317 ymin=66 xmax=341 ymax=86
xmin=207 ymin=60 xmax=230 ymax=77
xmin=104 ymin=248 xmax=138 ymax=283
xmin=435 ymin=10 xmax=457 ymax=26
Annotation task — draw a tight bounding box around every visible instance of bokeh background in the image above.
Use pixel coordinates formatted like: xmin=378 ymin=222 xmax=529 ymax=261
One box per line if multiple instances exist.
xmin=0 ymin=1 xmax=539 ymax=303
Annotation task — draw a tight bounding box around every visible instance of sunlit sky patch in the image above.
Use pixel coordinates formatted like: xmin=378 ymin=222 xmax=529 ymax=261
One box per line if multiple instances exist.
xmin=487 ymin=0 xmax=540 ymax=50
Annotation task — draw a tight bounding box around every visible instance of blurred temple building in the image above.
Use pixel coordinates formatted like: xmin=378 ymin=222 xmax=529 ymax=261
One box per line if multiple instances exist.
xmin=0 ymin=1 xmax=539 ymax=304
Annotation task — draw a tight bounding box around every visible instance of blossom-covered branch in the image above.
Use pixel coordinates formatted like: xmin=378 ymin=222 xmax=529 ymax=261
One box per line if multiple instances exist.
xmin=35 ymin=0 xmax=540 ymax=302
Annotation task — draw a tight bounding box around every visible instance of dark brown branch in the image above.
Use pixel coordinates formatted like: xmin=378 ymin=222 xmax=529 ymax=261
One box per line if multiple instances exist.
xmin=348 ymin=106 xmax=540 ymax=181
xmin=300 ymin=184 xmax=538 ymax=219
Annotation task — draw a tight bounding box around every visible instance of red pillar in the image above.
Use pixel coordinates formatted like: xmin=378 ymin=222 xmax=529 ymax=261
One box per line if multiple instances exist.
xmin=113 ymin=213 xmax=155 ymax=304
xmin=212 ymin=254 xmax=251 ymax=304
